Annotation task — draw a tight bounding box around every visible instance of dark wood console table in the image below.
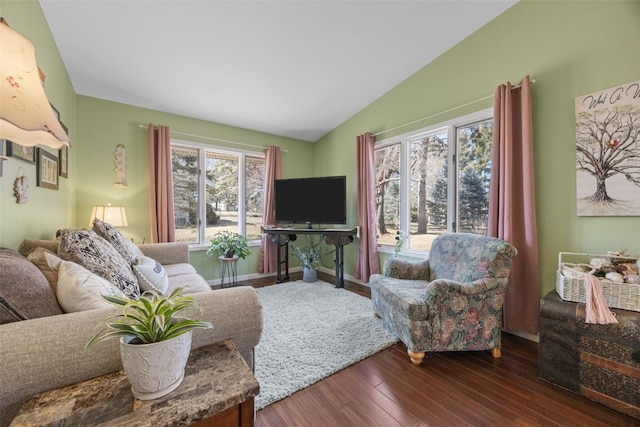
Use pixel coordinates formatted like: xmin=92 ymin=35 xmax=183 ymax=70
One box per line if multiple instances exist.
xmin=261 ymin=226 xmax=357 ymax=288
xmin=11 ymin=340 xmax=259 ymax=427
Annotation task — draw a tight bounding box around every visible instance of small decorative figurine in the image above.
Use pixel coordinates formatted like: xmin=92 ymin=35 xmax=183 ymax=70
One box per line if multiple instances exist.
xmin=13 ymin=173 xmax=29 ymax=204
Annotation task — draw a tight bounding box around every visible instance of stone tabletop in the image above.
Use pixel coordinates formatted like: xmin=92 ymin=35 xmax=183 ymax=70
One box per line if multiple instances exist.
xmin=11 ymin=340 xmax=260 ymax=427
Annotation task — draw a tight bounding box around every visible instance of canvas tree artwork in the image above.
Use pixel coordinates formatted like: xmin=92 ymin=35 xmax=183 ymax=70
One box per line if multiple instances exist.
xmin=575 ymin=80 xmax=640 ymax=216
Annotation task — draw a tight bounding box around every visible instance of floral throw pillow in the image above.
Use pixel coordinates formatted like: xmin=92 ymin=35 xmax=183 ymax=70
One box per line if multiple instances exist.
xmin=57 ymin=228 xmax=140 ymax=299
xmin=92 ymin=218 xmax=143 ymax=264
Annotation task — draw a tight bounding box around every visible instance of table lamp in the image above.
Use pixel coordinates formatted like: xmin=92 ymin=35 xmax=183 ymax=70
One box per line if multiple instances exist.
xmin=90 ymin=205 xmax=128 ymax=227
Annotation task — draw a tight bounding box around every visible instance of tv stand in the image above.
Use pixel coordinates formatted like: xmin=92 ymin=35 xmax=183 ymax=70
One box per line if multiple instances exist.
xmin=261 ymin=226 xmax=357 ymax=288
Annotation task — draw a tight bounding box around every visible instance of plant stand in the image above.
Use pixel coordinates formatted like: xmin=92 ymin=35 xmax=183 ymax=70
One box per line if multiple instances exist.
xmin=219 ymin=256 xmax=239 ymax=288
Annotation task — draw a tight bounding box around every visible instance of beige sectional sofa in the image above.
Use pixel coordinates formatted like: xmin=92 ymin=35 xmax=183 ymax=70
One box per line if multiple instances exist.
xmin=0 ymin=239 xmax=263 ymax=427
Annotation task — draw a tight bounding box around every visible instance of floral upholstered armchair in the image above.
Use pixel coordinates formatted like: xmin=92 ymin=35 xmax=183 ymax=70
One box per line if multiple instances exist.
xmin=369 ymin=233 xmax=517 ymax=365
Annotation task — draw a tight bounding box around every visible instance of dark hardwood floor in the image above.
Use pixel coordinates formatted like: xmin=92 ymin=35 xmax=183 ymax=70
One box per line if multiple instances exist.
xmin=239 ymin=272 xmax=640 ymax=427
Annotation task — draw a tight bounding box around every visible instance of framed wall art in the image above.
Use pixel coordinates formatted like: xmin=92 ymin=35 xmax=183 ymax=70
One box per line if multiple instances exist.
xmin=36 ymin=148 xmax=59 ymax=190
xmin=5 ymin=140 xmax=36 ymax=164
xmin=575 ymin=79 xmax=640 ymax=216
xmin=59 ymin=145 xmax=68 ymax=178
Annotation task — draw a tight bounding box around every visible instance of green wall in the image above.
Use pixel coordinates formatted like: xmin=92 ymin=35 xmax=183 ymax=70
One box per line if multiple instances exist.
xmin=2 ymin=0 xmax=639 ymax=291
xmin=314 ymin=0 xmax=640 ymax=296
xmin=75 ymin=96 xmax=313 ymax=279
xmin=0 ymin=0 xmax=77 ymax=249
xmin=0 ymin=0 xmax=314 ymax=282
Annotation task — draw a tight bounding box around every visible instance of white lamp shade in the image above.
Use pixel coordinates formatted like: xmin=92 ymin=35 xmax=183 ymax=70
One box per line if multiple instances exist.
xmin=0 ymin=20 xmax=71 ymax=148
xmin=90 ymin=205 xmax=128 ymax=227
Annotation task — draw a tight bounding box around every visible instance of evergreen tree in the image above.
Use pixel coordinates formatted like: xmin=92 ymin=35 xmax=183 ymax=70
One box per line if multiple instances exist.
xmin=459 ymin=167 xmax=487 ymax=232
xmin=428 ymin=163 xmax=448 ymax=228
xmin=171 ymin=148 xmax=199 ymax=227
xmin=457 ymin=122 xmax=492 ymax=232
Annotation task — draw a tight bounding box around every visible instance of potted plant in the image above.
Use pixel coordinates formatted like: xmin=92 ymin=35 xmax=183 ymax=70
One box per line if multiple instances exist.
xmin=291 ymin=236 xmax=329 ymax=282
xmin=206 ymin=230 xmax=251 ymax=259
xmin=86 ymin=287 xmax=213 ymax=400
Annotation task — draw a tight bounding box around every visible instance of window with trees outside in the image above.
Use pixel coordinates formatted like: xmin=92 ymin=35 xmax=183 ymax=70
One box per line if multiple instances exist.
xmin=375 ymin=109 xmax=493 ymax=253
xmin=171 ymin=143 xmax=265 ymax=245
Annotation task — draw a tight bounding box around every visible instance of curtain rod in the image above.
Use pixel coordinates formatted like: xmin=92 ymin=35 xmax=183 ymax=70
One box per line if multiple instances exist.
xmin=373 ymin=79 xmax=535 ymax=137
xmin=139 ymin=124 xmax=288 ymax=153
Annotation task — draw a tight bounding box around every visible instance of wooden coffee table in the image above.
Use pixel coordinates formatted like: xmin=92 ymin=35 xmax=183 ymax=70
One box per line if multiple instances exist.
xmin=11 ymin=340 xmax=259 ymax=427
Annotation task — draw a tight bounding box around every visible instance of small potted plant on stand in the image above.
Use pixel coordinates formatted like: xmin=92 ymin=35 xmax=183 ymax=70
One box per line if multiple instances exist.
xmin=206 ymin=230 xmax=251 ymax=260
xmin=86 ymin=288 xmax=213 ymax=400
xmin=291 ymin=236 xmax=326 ymax=283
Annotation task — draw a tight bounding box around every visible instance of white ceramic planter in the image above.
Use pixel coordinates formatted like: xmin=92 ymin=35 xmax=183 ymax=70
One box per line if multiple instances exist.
xmin=119 ymin=331 xmax=192 ymax=400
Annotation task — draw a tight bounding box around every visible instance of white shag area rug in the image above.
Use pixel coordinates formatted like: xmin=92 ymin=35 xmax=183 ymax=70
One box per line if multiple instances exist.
xmin=254 ymin=280 xmax=398 ymax=410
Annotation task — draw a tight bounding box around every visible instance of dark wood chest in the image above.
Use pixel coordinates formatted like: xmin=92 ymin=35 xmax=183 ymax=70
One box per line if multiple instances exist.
xmin=539 ymin=291 xmax=640 ymax=420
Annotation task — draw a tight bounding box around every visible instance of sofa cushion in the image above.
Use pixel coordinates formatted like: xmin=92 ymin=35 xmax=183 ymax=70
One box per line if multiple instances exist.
xmin=17 ymin=238 xmax=59 ymax=257
xmin=57 ymin=261 xmax=127 ymax=313
xmin=92 ymin=218 xmax=143 ymax=264
xmin=57 ymin=229 xmax=140 ymax=299
xmin=27 ymin=247 xmax=63 ymax=293
xmin=0 ymin=248 xmax=63 ymax=324
xmin=164 ymin=263 xmax=199 ymax=277
xmin=166 ymin=273 xmax=211 ymax=294
xmin=133 ymin=255 xmax=169 ymax=294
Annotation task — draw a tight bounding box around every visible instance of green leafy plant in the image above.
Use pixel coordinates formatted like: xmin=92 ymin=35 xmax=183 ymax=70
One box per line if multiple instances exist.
xmin=86 ymin=287 xmax=213 ymax=348
xmin=291 ymin=236 xmax=331 ymax=270
xmin=206 ymin=230 xmax=251 ymax=259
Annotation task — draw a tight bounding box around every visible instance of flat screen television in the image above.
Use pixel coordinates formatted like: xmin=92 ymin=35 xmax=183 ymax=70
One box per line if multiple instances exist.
xmin=274 ymin=176 xmax=346 ymax=227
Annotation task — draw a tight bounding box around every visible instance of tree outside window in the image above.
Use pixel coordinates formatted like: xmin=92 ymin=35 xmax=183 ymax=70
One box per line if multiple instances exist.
xmin=374 ymin=110 xmax=492 ymax=253
xmin=171 ymin=144 xmax=265 ymax=245
xmin=172 ymin=146 xmax=199 ymax=243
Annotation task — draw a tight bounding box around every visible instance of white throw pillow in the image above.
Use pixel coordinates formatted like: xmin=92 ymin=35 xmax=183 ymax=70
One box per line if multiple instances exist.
xmin=57 ymin=261 xmax=127 ymax=313
xmin=133 ymin=255 xmax=169 ymax=294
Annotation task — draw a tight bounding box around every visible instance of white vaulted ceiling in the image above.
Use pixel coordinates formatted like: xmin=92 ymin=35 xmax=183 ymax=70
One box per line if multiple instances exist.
xmin=39 ymin=0 xmax=516 ymax=142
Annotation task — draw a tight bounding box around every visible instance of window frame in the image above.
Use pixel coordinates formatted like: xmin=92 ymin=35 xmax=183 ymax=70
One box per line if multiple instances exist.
xmin=171 ymin=139 xmax=265 ymax=249
xmin=375 ymin=108 xmax=493 ymax=256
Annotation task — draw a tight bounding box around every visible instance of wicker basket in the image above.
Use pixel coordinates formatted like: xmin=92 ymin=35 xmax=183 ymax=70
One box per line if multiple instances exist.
xmin=556 ymin=252 xmax=640 ymax=312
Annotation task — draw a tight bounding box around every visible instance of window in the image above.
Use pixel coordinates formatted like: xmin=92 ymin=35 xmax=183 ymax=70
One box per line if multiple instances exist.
xmin=171 ymin=143 xmax=265 ymax=245
xmin=374 ymin=109 xmax=493 ymax=253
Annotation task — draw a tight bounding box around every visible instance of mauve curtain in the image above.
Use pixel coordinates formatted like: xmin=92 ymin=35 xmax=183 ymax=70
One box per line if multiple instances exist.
xmin=488 ymin=75 xmax=540 ymax=334
xmin=147 ymin=124 xmax=175 ymax=243
xmin=354 ymin=132 xmax=380 ymax=282
xmin=259 ymin=145 xmax=282 ymax=273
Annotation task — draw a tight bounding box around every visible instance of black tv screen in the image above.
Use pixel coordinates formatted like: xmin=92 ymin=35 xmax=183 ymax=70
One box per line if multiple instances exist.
xmin=274 ymin=176 xmax=346 ymax=226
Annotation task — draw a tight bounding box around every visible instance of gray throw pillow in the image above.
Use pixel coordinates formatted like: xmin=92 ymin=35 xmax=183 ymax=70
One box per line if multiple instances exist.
xmin=57 ymin=229 xmax=140 ymax=299
xmin=0 ymin=248 xmax=63 ymax=324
